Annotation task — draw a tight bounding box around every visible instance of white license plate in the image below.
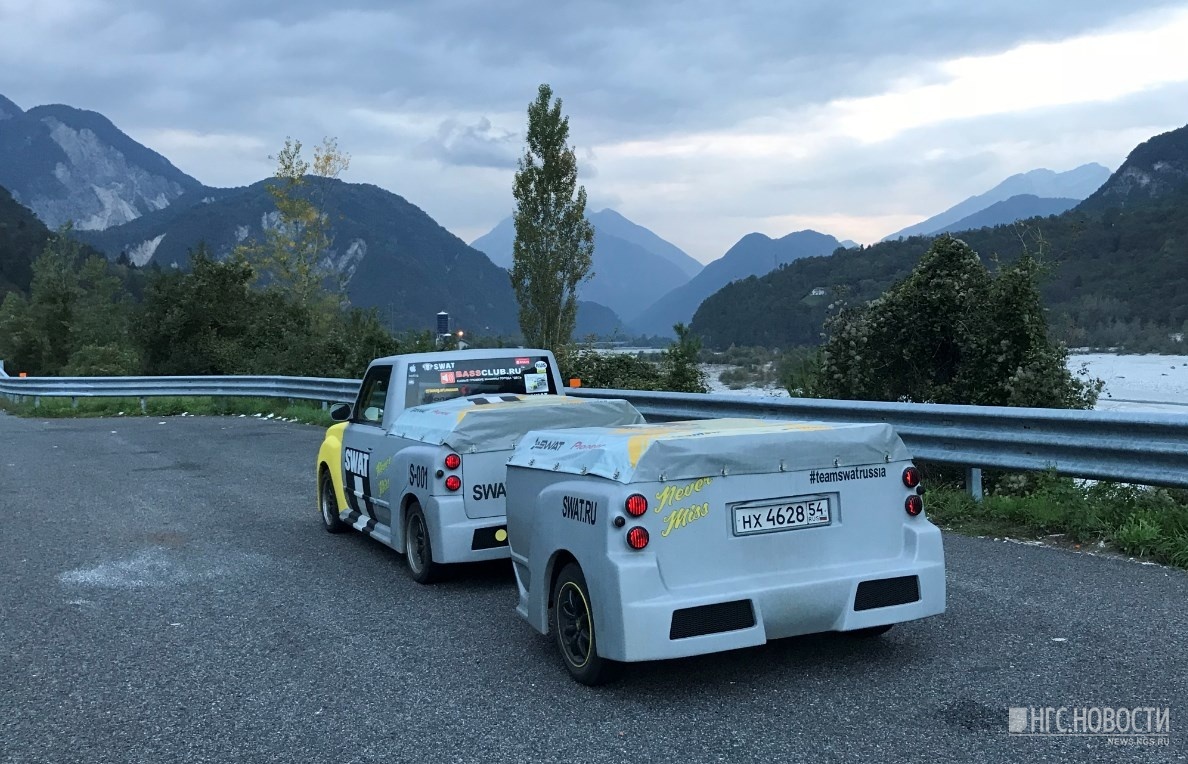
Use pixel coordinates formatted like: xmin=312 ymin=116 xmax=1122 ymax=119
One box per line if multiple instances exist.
xmin=732 ymin=497 xmax=831 ymax=536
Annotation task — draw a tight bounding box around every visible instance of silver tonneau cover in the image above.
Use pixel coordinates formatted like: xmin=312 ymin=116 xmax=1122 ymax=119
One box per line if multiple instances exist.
xmin=389 ymin=394 xmax=645 ymax=453
xmin=507 ymin=418 xmax=913 ymax=483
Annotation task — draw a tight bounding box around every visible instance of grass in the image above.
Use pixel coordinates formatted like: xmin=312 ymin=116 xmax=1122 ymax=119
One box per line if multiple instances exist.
xmin=926 ymin=472 xmax=1188 ymax=569
xmin=0 ymin=394 xmax=337 ymax=427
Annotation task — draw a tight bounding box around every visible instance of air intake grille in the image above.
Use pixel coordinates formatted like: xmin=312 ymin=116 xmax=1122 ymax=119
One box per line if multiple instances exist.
xmin=669 ymin=600 xmax=756 ymax=640
xmin=854 ymin=576 xmax=920 ymax=611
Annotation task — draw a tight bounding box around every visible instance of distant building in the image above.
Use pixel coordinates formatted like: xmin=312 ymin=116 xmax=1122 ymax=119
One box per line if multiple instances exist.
xmin=809 ymin=287 xmax=827 ymax=297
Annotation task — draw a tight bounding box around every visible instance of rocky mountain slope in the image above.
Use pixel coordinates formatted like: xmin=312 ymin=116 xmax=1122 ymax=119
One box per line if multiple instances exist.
xmin=0 ymin=94 xmax=201 ymax=231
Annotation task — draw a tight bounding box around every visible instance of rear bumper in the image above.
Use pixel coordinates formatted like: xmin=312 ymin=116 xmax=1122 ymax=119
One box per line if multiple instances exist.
xmin=426 ymin=495 xmax=510 ymax=564
xmin=595 ymin=523 xmax=946 ymax=662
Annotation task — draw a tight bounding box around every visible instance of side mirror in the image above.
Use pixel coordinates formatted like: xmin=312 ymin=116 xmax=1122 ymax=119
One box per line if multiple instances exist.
xmin=329 ymin=402 xmax=352 ymax=422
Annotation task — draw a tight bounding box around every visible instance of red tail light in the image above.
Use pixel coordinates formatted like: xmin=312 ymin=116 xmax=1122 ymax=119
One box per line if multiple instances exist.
xmin=626 ymin=526 xmax=650 ymax=550
xmin=625 ymin=494 xmax=648 ymax=517
xmin=444 ymin=453 xmax=461 ymax=470
xmin=902 ymin=466 xmax=921 ymax=488
xmin=905 ymin=495 xmax=923 ymax=516
xmin=444 ymin=475 xmax=462 ymax=492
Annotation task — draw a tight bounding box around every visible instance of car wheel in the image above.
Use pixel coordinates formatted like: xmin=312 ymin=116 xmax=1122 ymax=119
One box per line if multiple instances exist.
xmin=320 ymin=470 xmax=348 ymax=534
xmin=846 ymin=624 xmax=894 ymax=638
xmin=551 ymin=562 xmax=620 ymax=686
xmin=404 ymin=503 xmax=442 ymax=584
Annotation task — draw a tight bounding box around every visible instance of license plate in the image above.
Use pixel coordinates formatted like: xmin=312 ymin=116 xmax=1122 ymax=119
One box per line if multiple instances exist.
xmin=732 ymin=497 xmax=831 ymax=536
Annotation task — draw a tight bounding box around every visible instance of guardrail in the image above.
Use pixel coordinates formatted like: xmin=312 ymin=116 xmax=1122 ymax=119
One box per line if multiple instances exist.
xmin=2 ymin=374 xmax=1186 ymax=490
xmin=0 ymin=375 xmax=358 ymax=411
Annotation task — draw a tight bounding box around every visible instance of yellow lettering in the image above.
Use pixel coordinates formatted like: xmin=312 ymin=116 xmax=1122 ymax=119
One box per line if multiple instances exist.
xmin=660 ymin=502 xmax=710 ymax=537
xmin=654 ymin=477 xmax=713 ymax=513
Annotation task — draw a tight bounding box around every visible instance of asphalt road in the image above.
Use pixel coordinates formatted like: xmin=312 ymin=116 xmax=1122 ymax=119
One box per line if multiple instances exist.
xmin=1 ymin=414 xmax=1185 ymax=764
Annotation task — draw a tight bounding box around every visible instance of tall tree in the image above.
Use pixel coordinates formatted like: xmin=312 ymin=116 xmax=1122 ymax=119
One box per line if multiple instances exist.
xmin=510 ymin=84 xmax=594 ymax=350
xmin=234 ymin=137 xmax=351 ymax=313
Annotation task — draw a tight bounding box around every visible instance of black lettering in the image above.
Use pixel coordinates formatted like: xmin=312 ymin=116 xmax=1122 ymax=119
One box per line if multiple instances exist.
xmin=809 ymin=465 xmax=889 ymax=484
xmin=562 ymin=496 xmax=598 ymax=525
xmin=471 ymin=482 xmax=506 ymax=501
xmin=408 ymin=464 xmax=428 ymax=490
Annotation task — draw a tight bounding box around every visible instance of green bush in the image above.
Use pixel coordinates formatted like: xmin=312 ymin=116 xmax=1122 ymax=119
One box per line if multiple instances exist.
xmin=816 ymin=236 xmax=1102 ymax=408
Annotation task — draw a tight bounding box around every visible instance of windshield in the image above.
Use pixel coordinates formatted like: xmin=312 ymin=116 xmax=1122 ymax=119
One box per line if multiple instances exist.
xmin=405 ymin=355 xmax=558 ymax=407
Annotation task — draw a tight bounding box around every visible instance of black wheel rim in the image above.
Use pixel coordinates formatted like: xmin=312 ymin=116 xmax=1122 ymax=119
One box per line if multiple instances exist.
xmin=557 ymin=582 xmax=592 ymax=668
xmin=321 ymin=478 xmax=335 ymax=525
xmin=408 ymin=514 xmax=426 ymax=572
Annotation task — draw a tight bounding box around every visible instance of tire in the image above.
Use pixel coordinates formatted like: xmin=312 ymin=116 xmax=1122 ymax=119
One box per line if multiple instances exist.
xmin=846 ymin=624 xmax=894 ymax=638
xmin=551 ymin=563 xmax=620 ymax=686
xmin=320 ymin=470 xmax=348 ymax=534
xmin=404 ymin=503 xmax=442 ymax=584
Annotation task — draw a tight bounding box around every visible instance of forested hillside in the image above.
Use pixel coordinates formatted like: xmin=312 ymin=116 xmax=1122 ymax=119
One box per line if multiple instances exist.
xmin=0 ymin=185 xmax=52 ymax=299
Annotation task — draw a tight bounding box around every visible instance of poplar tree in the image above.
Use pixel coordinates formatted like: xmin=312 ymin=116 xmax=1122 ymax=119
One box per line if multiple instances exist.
xmin=510 ymin=84 xmax=594 ymax=350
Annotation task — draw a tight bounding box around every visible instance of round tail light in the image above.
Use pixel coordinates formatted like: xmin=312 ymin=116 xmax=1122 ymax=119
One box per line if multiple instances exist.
xmin=625 ymin=494 xmax=648 ymax=517
xmin=905 ymin=495 xmax=923 ymax=516
xmin=444 ymin=453 xmax=461 ymax=470
xmin=902 ymin=466 xmax=921 ymax=488
xmin=444 ymin=475 xmax=462 ymax=492
xmin=625 ymin=526 xmax=650 ymax=550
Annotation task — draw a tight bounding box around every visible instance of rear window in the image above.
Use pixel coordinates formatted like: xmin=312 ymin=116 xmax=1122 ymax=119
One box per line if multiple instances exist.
xmin=405 ymin=355 xmax=558 ymax=407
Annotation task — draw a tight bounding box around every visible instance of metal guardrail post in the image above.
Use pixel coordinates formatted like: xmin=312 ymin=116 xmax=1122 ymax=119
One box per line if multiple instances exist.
xmin=966 ymin=467 xmax=984 ymax=502
xmin=0 ymin=360 xmax=7 ymax=377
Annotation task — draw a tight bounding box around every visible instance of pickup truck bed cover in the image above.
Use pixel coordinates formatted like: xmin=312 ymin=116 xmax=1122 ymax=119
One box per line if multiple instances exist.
xmin=389 ymin=394 xmax=644 ymax=452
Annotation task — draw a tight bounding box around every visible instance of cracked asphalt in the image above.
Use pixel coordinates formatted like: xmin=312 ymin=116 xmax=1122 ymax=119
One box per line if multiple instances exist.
xmin=1 ymin=414 xmax=1184 ymax=763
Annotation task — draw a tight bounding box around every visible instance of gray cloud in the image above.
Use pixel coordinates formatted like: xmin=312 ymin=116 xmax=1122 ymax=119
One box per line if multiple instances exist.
xmin=1 ymin=0 xmax=1187 ymax=260
xmin=420 ymin=117 xmax=520 ymax=169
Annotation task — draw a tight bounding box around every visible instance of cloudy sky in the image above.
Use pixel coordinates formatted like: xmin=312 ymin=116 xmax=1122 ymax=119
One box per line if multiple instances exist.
xmin=3 ymin=0 xmax=1188 ymax=262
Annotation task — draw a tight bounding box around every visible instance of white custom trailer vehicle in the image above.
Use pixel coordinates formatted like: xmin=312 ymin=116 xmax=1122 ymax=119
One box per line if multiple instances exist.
xmin=315 ymin=349 xmax=644 ymax=582
xmin=505 ymin=418 xmax=946 ymax=684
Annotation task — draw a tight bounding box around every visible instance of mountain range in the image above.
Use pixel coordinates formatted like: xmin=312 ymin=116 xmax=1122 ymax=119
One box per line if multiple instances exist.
xmin=691 ymin=125 xmax=1188 ymax=349
xmin=3 ymin=90 xmax=1163 ymax=347
xmin=629 ymin=229 xmax=842 ymax=337
xmin=884 ymin=163 xmax=1111 ymax=240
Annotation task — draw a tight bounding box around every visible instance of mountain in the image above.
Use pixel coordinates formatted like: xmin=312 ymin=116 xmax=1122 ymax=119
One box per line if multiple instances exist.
xmin=1078 ymin=126 xmax=1188 ymax=212
xmin=631 ymin=229 xmax=841 ymax=337
xmin=885 ymin=163 xmax=1111 ymax=240
xmin=80 ymin=178 xmax=525 ymax=335
xmin=575 ymin=300 xmax=623 ymax=336
xmin=586 ymin=209 xmax=702 ymax=279
xmin=0 ymin=94 xmax=202 ymax=231
xmin=931 ymin=194 xmax=1079 ymax=235
xmin=468 ymin=216 xmax=515 ymax=267
xmin=691 ymin=125 xmax=1188 ymax=349
xmin=470 ymin=210 xmax=695 ymax=322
